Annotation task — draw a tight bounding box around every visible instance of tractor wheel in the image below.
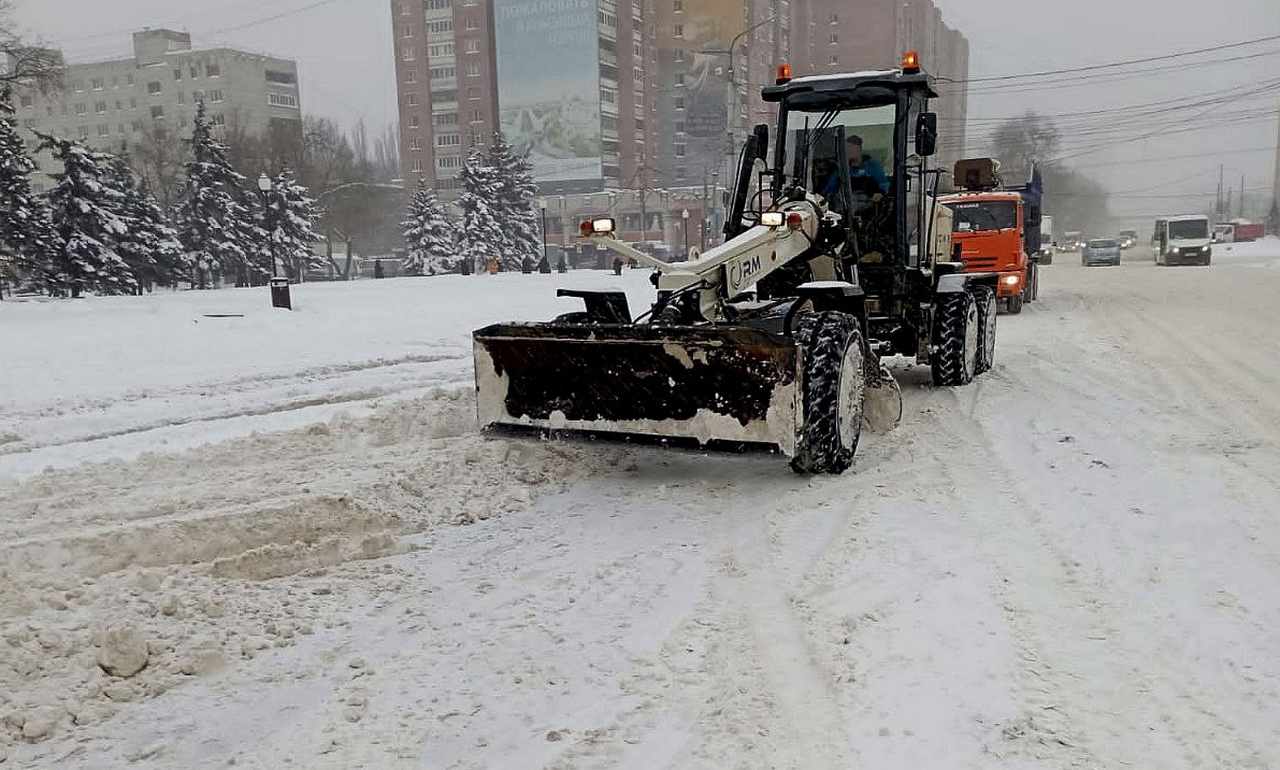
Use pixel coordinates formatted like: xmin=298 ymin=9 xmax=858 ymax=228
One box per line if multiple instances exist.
xmin=1006 ymin=293 xmax=1024 ymax=315
xmin=931 ymin=291 xmax=979 ymax=386
xmin=791 ymin=311 xmax=865 ymax=475
xmin=973 ymin=287 xmax=997 ymax=375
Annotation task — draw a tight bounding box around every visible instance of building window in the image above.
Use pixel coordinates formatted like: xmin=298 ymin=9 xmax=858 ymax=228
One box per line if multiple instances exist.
xmin=209 ymin=89 xmax=224 ymax=103
xmin=400 ymin=2 xmax=411 ymax=15
xmin=407 ymin=93 xmax=419 ymax=106
xmin=402 ymin=25 xmax=413 ymax=38
xmin=207 ymin=63 xmax=222 ymax=78
xmin=601 ymin=87 xmax=615 ymax=104
xmin=266 ymin=70 xmax=297 ymax=85
xmin=436 ymin=133 xmax=460 ymax=147
xmin=91 ymin=78 xmax=104 ymax=91
xmin=674 ymin=95 xmax=685 ymax=110
xmin=470 ymin=109 xmax=483 ymax=123
xmin=429 ymin=66 xmax=456 ymax=80
xmin=211 ymin=114 xmax=226 ymax=127
xmin=405 ymin=69 xmax=417 ymax=83
xmin=126 ymin=74 xmax=135 ymax=86
xmin=268 ymin=93 xmax=299 ymax=108
xmin=674 ymin=120 xmax=685 ymax=135
xmin=673 ymin=0 xmax=683 ymax=10
xmin=74 ymin=103 xmax=87 ymax=115
xmin=173 ymin=68 xmax=183 ymax=81
xmin=151 ymin=106 xmax=165 ymax=119
xmin=130 ymin=97 xmax=137 ymax=109
xmin=673 ymin=23 xmax=683 ymax=38
xmin=437 ymin=155 xmax=462 ymax=169
xmin=411 ymin=159 xmax=423 ymax=173
xmin=190 ymin=64 xmax=200 ymax=78
xmin=409 ymin=137 xmax=422 ymax=152
xmin=467 ymin=87 xmax=480 ymax=99
xmin=95 ymin=101 xmax=106 ymax=114
xmin=830 ymin=13 xmax=839 ymax=23
xmin=177 ymin=92 xmax=185 ymax=104
xmin=829 ymin=31 xmax=838 ymax=44
xmin=193 ymin=89 xmax=205 ymax=102
xmin=464 ymin=62 xmax=480 ymax=77
xmin=95 ymin=123 xmax=108 ymax=137
xmin=428 ymin=42 xmax=454 ymax=57
xmin=829 ymin=54 xmax=839 ymax=65
xmin=465 ymin=39 xmax=480 ymax=53
xmin=409 ymin=114 xmax=421 ymax=127
xmin=147 ymin=81 xmax=162 ymax=95
xmin=427 ymin=20 xmax=453 ymax=33
xmin=402 ymin=45 xmax=416 ymax=61
xmin=674 ymin=73 xmax=684 ymax=88
xmin=674 ymin=48 xmax=685 ymax=62
xmin=426 ymin=0 xmax=450 ymax=8
xmin=78 ymin=126 xmax=89 ymax=139
xmin=465 ymin=16 xmax=479 ymax=30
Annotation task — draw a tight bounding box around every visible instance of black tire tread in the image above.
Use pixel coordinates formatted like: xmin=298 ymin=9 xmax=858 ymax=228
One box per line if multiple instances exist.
xmin=974 ymin=287 xmax=996 ymax=375
xmin=791 ymin=311 xmax=863 ymax=475
xmin=932 ymin=292 xmax=976 ymax=386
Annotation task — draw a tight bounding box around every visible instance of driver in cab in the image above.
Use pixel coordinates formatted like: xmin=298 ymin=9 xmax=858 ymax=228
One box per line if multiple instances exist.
xmin=821 ymin=135 xmax=889 ymax=199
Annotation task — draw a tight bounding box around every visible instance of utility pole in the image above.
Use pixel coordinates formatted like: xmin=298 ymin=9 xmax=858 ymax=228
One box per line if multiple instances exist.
xmin=1240 ymin=174 xmax=1246 ymax=219
xmin=1217 ymin=164 xmax=1224 ymax=221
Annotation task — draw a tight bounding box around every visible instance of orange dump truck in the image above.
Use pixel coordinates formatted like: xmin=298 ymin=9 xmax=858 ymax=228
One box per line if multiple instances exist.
xmin=940 ymin=159 xmax=1042 ymax=314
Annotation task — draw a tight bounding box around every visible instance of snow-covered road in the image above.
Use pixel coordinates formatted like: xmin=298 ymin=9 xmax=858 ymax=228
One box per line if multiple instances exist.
xmin=4 ymin=240 xmax=1280 ymax=768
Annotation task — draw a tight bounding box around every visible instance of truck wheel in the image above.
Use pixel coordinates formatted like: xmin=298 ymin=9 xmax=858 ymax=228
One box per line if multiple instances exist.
xmin=931 ymin=291 xmax=979 ymax=387
xmin=791 ymin=311 xmax=865 ymax=475
xmin=973 ymin=287 xmax=997 ymax=375
xmin=1006 ymin=293 xmax=1023 ymax=315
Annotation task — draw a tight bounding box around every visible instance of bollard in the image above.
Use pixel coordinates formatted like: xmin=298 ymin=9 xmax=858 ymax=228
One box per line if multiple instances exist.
xmin=269 ymin=277 xmax=292 ymax=310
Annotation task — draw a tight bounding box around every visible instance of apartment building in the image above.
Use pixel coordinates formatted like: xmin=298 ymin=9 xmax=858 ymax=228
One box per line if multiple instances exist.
xmin=8 ymin=29 xmax=303 ymax=191
xmin=392 ymin=0 xmax=501 ymax=193
xmin=652 ymin=0 xmax=789 ymax=191
xmin=393 ymin=0 xmax=655 ymax=196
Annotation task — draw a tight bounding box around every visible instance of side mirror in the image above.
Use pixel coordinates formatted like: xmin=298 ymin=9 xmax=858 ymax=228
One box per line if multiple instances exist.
xmin=915 ymin=112 xmax=938 ymax=157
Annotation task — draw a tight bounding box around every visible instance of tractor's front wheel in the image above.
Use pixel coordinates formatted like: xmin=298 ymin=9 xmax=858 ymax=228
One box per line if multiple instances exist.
xmin=974 ymin=287 xmax=997 ymax=374
xmin=932 ymin=291 xmax=979 ymax=386
xmin=791 ymin=312 xmax=865 ymax=475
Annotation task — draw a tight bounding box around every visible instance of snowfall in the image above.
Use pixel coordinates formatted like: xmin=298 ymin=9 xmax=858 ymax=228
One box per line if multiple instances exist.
xmin=3 ymin=239 xmax=1280 ymax=769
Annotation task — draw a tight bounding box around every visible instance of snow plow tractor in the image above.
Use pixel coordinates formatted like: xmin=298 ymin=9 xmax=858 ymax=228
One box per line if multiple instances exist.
xmin=473 ymin=54 xmax=999 ymax=474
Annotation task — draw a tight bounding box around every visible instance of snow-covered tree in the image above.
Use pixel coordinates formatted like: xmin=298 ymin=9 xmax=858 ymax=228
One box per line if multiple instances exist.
xmin=401 ymin=177 xmax=456 ymax=275
xmin=104 ymin=152 xmax=185 ymax=291
xmin=35 ymin=132 xmax=134 ymax=297
xmin=457 ymin=150 xmax=506 ymax=272
xmin=0 ymin=86 xmax=58 ymax=282
xmin=487 ymin=133 xmax=540 ymax=266
xmin=258 ymin=167 xmax=322 ymax=281
xmin=176 ymin=101 xmax=253 ymax=288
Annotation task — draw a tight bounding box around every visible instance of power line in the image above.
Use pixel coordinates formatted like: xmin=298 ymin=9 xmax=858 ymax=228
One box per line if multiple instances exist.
xmin=937 ymin=32 xmax=1280 ymax=85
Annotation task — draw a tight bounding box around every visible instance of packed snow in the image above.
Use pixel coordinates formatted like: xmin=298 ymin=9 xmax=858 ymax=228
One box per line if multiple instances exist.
xmin=3 ymin=240 xmax=1280 ymax=768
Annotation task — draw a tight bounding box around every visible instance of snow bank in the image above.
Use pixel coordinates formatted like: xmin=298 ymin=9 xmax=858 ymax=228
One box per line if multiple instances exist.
xmin=0 ymin=270 xmax=655 ymax=479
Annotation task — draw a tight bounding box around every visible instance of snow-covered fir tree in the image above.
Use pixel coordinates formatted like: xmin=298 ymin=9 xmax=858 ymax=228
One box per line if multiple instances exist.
xmin=486 ymin=133 xmax=541 ymax=266
xmin=34 ymin=132 xmax=134 ymax=297
xmin=457 ymin=150 xmax=507 ymax=271
xmin=259 ymin=167 xmax=322 ymax=281
xmin=401 ymin=177 xmax=456 ymax=275
xmin=0 ymin=87 xmax=58 ymax=283
xmin=176 ymin=101 xmax=253 ymax=288
xmin=105 ymin=151 xmax=186 ymax=292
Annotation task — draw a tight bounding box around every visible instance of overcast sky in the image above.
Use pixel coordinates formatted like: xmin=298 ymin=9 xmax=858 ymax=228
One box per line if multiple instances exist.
xmin=14 ymin=0 xmax=1280 ymax=223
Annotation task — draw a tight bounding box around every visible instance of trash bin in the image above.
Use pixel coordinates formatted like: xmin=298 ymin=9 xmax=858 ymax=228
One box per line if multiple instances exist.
xmin=269 ymin=277 xmax=292 ymax=310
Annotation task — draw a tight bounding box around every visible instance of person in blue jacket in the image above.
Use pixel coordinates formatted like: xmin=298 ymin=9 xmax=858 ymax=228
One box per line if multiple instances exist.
xmin=822 ymin=135 xmax=889 ymax=199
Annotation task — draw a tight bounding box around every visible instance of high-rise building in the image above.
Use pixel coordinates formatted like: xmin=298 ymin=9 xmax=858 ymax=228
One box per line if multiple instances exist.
xmin=652 ymin=0 xmax=789 ymax=191
xmin=391 ymin=0 xmax=501 ymax=193
xmin=392 ymin=0 xmax=654 ymax=197
xmin=8 ymin=29 xmax=303 ymax=192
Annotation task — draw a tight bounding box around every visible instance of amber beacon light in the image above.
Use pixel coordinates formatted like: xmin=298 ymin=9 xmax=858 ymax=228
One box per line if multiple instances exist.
xmin=775 ymin=63 xmax=793 ymax=84
xmin=901 ymin=50 xmax=921 ymax=74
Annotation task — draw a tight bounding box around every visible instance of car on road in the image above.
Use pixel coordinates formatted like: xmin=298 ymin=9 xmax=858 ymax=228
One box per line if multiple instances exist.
xmin=1082 ymin=238 xmax=1122 ymax=266
xmin=1118 ymin=230 xmax=1137 ymax=249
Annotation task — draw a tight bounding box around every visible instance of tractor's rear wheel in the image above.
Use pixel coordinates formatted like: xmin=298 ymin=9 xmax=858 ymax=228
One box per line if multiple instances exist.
xmin=932 ymin=291 xmax=979 ymax=386
xmin=791 ymin=311 xmax=865 ymax=475
xmin=974 ymin=287 xmax=997 ymax=374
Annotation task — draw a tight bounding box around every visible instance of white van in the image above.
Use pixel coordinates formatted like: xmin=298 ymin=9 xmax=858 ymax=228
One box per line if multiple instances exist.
xmin=1154 ymin=215 xmax=1211 ymax=266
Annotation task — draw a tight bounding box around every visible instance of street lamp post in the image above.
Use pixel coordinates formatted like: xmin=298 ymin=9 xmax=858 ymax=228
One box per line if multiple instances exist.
xmin=258 ymin=173 xmax=292 ymax=310
xmin=681 ymin=208 xmax=690 ymax=259
xmin=539 ymin=197 xmax=548 ymax=264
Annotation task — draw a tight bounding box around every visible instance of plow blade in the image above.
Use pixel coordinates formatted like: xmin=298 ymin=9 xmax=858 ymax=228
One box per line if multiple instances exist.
xmin=473 ymin=323 xmax=801 ymax=455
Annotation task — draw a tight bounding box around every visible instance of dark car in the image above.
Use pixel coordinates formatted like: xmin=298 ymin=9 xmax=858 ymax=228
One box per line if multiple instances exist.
xmin=1082 ymin=238 xmax=1121 ymax=266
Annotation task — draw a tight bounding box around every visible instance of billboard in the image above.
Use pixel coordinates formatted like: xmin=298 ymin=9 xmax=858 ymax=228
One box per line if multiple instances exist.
xmin=680 ymin=1 xmax=738 ymax=171
xmin=494 ymin=0 xmax=602 ymax=190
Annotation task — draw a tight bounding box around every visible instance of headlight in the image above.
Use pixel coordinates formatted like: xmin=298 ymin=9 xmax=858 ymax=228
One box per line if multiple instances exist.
xmin=592 ymin=218 xmax=616 ymax=234
xmin=1002 ymin=275 xmax=1020 ymax=286
xmin=760 ymin=211 xmax=785 ymax=228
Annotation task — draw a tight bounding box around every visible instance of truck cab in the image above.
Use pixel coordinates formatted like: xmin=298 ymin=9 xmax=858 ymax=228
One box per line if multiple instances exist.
xmin=1156 ymin=215 xmax=1212 ymax=266
xmin=941 ymin=190 xmax=1032 ymax=313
